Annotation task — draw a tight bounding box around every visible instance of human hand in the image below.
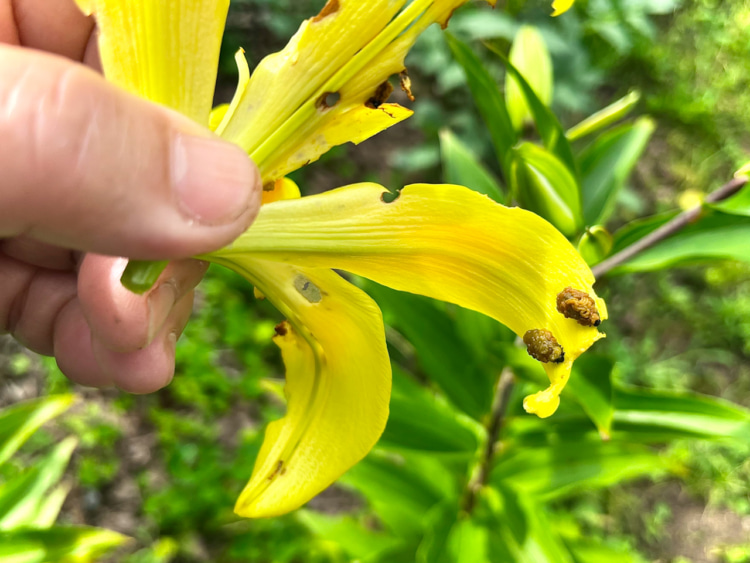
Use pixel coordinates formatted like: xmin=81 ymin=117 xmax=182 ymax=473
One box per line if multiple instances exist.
xmin=0 ymin=0 xmax=261 ymax=392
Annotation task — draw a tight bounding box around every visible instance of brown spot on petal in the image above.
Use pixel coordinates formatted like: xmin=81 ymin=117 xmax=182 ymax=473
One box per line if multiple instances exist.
xmin=312 ymin=0 xmax=339 ymax=22
xmin=268 ymin=460 xmax=284 ymax=480
xmin=367 ymin=81 xmax=394 ymax=109
xmin=399 ymin=70 xmax=415 ymax=102
xmin=556 ymin=287 xmax=601 ymax=327
xmin=523 ymin=329 xmax=565 ymax=364
xmin=274 ymin=322 xmax=288 ymax=337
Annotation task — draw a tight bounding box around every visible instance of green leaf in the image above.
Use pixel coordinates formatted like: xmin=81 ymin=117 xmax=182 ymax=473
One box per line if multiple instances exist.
xmin=25 ymin=484 xmax=70 ymax=529
xmin=711 ymin=181 xmax=750 ymax=217
xmin=506 ymin=385 xmax=750 ymax=446
xmin=381 ymin=367 xmax=484 ymax=455
xmin=363 ymin=280 xmax=495 ymax=419
xmin=0 ymin=527 xmax=127 ymax=563
xmin=479 ymin=486 xmax=574 ymax=563
xmin=297 ymin=511 xmax=405 ymax=562
xmin=565 ymin=539 xmax=648 ymax=563
xmin=510 ymin=142 xmax=583 ymax=236
xmin=0 ymin=396 xmax=74 ymax=467
xmin=0 ymin=437 xmax=77 ymax=529
xmin=439 ymin=129 xmax=505 ymax=203
xmin=487 ymin=43 xmax=578 ymax=175
xmin=566 ymin=355 xmax=614 ymax=438
xmin=444 ymin=33 xmax=517 ymax=177
xmin=609 ymin=210 xmax=750 ymax=274
xmin=341 ymin=450 xmax=455 ymax=539
xmin=579 ymin=118 xmax=655 ymax=225
xmin=613 ymin=386 xmax=750 ymax=442
xmin=416 ymin=500 xmax=461 ymax=563
xmin=566 ymin=91 xmax=641 ymax=142
xmin=490 ymin=442 xmax=667 ymax=501
xmin=506 ymin=26 xmax=553 ymax=132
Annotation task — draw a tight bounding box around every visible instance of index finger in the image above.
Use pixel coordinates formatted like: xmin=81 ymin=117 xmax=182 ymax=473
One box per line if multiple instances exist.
xmin=7 ymin=0 xmax=94 ymax=61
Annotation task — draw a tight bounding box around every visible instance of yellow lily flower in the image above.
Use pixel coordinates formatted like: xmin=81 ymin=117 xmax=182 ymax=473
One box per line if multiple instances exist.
xmin=76 ymin=0 xmax=605 ymax=517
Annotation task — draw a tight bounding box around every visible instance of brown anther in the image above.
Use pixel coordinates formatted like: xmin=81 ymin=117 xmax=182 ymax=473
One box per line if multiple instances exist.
xmin=523 ymin=329 xmax=565 ymax=364
xmin=262 ymin=181 xmax=276 ymax=192
xmin=399 ymin=70 xmax=415 ymax=102
xmin=366 ymin=81 xmax=394 ymax=109
xmin=274 ymin=322 xmax=288 ymax=337
xmin=312 ymin=0 xmax=339 ymax=22
xmin=556 ymin=287 xmax=601 ymax=327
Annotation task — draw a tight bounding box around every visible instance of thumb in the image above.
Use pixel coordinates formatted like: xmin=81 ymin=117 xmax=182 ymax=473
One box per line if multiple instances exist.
xmin=0 ymin=44 xmax=261 ymax=260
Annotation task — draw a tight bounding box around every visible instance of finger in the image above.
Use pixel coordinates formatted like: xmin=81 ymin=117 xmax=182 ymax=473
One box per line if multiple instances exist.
xmin=11 ymin=0 xmax=94 ymax=60
xmin=0 ymin=45 xmax=261 ymax=260
xmin=1 ymin=237 xmax=78 ymax=271
xmin=92 ymin=290 xmax=194 ymax=393
xmin=0 ymin=253 xmax=77 ymax=356
xmin=54 ymin=297 xmax=113 ymax=387
xmin=1 ymin=0 xmax=20 ymax=44
xmin=78 ymin=255 xmax=206 ymax=353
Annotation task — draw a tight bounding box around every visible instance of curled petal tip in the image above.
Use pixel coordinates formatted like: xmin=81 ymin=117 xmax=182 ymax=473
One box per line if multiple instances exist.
xmin=523 ymin=388 xmax=561 ymax=418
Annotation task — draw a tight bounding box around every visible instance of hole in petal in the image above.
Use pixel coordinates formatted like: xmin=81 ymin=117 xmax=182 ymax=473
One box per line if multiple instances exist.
xmin=366 ymin=81 xmax=394 ymax=109
xmin=294 ymin=275 xmax=322 ymax=303
xmin=381 ymin=190 xmax=401 ymax=203
xmin=317 ymin=91 xmax=341 ymax=110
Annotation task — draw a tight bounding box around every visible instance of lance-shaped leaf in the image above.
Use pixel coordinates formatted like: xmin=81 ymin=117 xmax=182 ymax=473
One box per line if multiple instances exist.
xmin=74 ymin=0 xmax=228 ymax=124
xmin=206 ymin=257 xmax=391 ymax=517
xmin=506 ymin=26 xmax=553 ymax=133
xmin=208 ymin=183 xmax=607 ymax=418
xmin=510 ymin=143 xmax=583 ymax=237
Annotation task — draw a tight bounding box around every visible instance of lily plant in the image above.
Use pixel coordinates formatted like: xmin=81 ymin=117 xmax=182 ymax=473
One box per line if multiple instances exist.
xmin=74 ymin=0 xmax=592 ymax=518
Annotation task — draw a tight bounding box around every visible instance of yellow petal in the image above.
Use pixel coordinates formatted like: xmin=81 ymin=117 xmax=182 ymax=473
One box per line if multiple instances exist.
xmin=551 ymin=0 xmax=575 ymax=16
xmin=218 ymin=0 xmax=493 ymax=181
xmin=208 ymin=183 xmax=607 ymax=418
xmin=80 ymin=0 xmax=229 ymax=124
xmin=205 ymin=257 xmax=391 ymax=517
xmin=262 ymin=177 xmax=302 ymax=206
xmin=260 ymin=102 xmax=413 ymax=184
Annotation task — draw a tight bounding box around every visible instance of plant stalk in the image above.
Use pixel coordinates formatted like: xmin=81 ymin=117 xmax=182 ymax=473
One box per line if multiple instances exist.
xmin=463 ymin=368 xmax=515 ymax=514
xmin=592 ymin=176 xmax=748 ymax=279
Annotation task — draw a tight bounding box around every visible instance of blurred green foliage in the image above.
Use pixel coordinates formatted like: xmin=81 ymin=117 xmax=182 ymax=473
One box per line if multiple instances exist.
xmin=5 ymin=1 xmax=749 ymax=562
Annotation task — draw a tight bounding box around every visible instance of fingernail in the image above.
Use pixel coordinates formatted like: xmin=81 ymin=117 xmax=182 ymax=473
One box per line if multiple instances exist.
xmin=147 ymin=283 xmax=177 ymax=345
xmin=172 ymin=134 xmax=258 ymax=225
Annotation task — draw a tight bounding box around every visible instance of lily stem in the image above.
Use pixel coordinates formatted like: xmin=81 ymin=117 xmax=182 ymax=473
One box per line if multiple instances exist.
xmin=592 ymin=176 xmax=748 ymax=280
xmin=463 ymin=368 xmax=515 ymax=514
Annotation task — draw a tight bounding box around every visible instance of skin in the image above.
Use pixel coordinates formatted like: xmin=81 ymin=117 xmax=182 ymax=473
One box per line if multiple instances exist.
xmin=0 ymin=0 xmax=262 ymax=392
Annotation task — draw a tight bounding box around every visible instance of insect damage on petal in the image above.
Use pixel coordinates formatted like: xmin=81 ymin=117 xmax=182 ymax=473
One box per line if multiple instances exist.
xmin=294 ymin=275 xmax=323 ymax=303
xmin=523 ymin=329 xmax=565 ymax=364
xmin=399 ymin=70 xmax=415 ymax=102
xmin=267 ymin=460 xmax=287 ymax=481
xmin=367 ymin=81 xmax=394 ymax=109
xmin=317 ymin=91 xmax=342 ymax=110
xmin=556 ymin=287 xmax=601 ymax=327
xmin=312 ymin=0 xmax=340 ymax=22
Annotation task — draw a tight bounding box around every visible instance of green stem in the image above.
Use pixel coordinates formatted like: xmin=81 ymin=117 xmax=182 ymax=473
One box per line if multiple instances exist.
xmin=120 ymin=260 xmax=169 ymax=294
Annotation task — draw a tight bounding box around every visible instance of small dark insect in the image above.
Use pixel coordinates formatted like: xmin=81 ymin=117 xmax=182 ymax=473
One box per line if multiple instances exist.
xmin=367 ymin=81 xmax=394 ymax=109
xmin=556 ymin=287 xmax=601 ymax=327
xmin=523 ymin=329 xmax=565 ymax=364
